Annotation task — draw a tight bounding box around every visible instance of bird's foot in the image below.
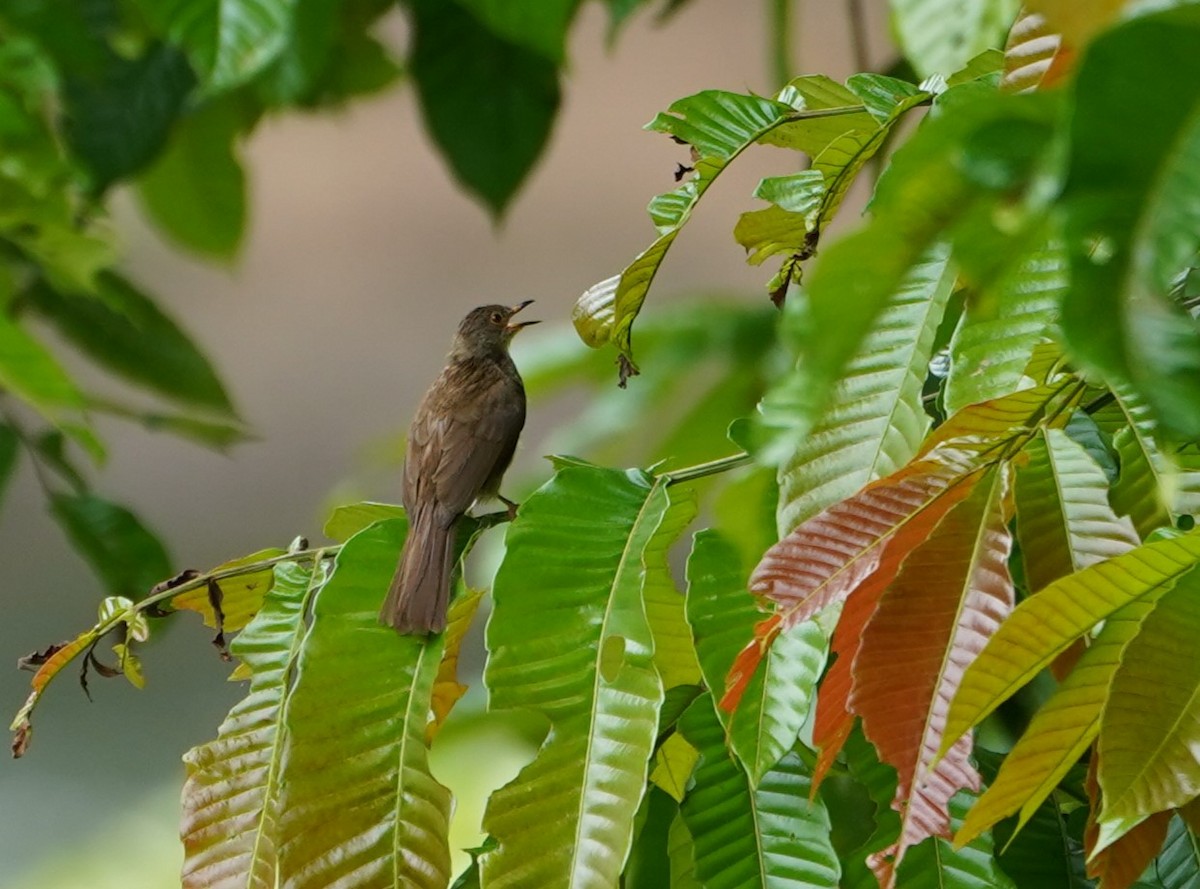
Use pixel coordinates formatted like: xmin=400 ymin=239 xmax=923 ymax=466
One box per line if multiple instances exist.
xmin=499 ymin=495 xmax=519 ymax=521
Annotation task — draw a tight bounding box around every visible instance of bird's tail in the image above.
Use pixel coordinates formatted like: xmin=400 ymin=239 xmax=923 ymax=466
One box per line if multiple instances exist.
xmin=380 ymin=510 xmax=455 ymax=634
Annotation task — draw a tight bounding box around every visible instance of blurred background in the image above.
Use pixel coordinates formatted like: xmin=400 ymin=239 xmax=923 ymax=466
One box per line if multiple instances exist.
xmin=0 ymin=1 xmax=890 ymax=884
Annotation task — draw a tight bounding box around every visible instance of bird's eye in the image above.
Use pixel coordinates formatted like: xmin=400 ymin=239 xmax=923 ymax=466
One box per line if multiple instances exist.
xmin=490 ymin=311 xmax=503 ymax=324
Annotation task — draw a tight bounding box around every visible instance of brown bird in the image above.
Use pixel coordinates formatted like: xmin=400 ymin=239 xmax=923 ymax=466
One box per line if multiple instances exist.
xmin=380 ymin=301 xmax=538 ymax=634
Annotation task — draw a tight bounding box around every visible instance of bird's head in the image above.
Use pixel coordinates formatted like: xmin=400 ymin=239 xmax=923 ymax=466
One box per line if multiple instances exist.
xmin=453 ymin=300 xmax=540 ymax=356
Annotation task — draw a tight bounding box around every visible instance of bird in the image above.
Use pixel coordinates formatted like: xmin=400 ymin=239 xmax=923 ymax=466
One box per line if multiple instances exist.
xmin=380 ymin=301 xmax=538 ymax=634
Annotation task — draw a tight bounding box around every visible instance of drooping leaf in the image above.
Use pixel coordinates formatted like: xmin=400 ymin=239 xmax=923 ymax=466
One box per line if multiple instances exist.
xmin=51 ymin=493 xmax=172 ymax=598
xmin=624 ymin=785 xmax=676 ymax=889
xmin=955 ymin=592 xmax=1164 ymax=847
xmin=0 ymin=311 xmax=85 ymax=420
xmin=1108 ymin=385 xmax=1191 ymax=537
xmin=677 ymin=695 xmax=841 ymax=888
xmin=767 ymin=244 xmax=954 ymax=528
xmin=180 ymin=560 xmax=321 ymax=888
xmin=139 ymin=0 xmax=296 ymax=91
xmin=28 ymin=272 xmax=236 ymax=415
xmin=895 ymin=789 xmax=1017 ymax=889
xmin=428 ymin=586 xmax=486 ymax=742
xmin=1096 ymin=567 xmax=1200 ymax=852
xmin=686 ymin=531 xmax=827 ymax=786
xmin=277 ymin=520 xmax=453 ymax=888
xmin=792 ymin=85 xmax=1057 ymax=442
xmin=137 ymin=98 xmax=247 ymax=258
xmin=9 ymin=628 xmax=98 ymax=756
xmin=850 ymin=466 xmax=1014 ymax=886
xmin=1059 ymin=7 xmax=1200 ymax=439
xmin=1083 ymin=753 xmax=1172 ymax=889
xmin=409 ymin=0 xmax=560 ymax=217
xmin=1014 ymin=427 xmax=1140 ymax=595
xmin=725 ymin=440 xmax=995 ymax=711
xmin=945 ymin=237 xmax=1065 ymax=414
xmin=481 ymin=467 xmax=685 ymax=887
xmin=943 ymin=531 xmax=1200 ymax=755
xmin=889 ymin=0 xmax=1019 ymax=79
xmin=171 ymin=548 xmax=288 ymax=633
xmin=60 ymin=42 xmax=195 ymax=191
xmin=452 ymin=0 xmax=582 ymax=62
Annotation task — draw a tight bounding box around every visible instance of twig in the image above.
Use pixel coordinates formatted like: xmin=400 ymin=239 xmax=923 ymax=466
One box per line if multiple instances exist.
xmin=660 ymin=452 xmax=754 ymax=485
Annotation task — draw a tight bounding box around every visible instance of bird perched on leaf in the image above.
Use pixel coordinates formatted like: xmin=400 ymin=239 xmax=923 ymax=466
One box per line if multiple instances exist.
xmin=381 ymin=301 xmax=538 ymax=634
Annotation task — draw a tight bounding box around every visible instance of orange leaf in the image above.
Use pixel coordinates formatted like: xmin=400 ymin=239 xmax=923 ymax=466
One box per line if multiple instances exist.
xmin=852 ymin=467 xmax=1015 ymax=888
xmin=427 ymin=587 xmax=485 ymax=743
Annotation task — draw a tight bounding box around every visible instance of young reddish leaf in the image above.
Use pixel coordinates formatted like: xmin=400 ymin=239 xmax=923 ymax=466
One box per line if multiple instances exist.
xmin=1085 ymin=752 xmax=1174 ymax=889
xmin=723 ymin=441 xmax=993 ymax=711
xmin=851 ymin=467 xmax=1014 ymax=888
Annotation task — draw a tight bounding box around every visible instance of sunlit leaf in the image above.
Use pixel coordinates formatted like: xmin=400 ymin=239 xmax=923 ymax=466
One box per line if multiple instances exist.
xmin=171 ymin=548 xmax=288 ymax=633
xmin=1000 ymin=11 xmax=1071 ymax=93
xmin=943 ymin=531 xmax=1200 ymax=754
xmin=889 ymin=0 xmax=1019 ymax=79
xmin=181 ymin=561 xmax=320 ymax=888
xmin=481 ymin=467 xmax=683 ymax=887
xmin=278 ymin=521 xmax=453 ymax=887
xmin=322 ymin=501 xmax=405 ymax=542
xmin=686 ymin=531 xmax=826 ymax=786
xmin=850 ymin=467 xmax=1013 ymax=886
xmin=768 ymin=244 xmax=954 ymax=529
xmin=428 ymin=586 xmax=485 ymax=743
xmin=1096 ymin=568 xmax=1200 ymax=852
xmin=644 ymin=486 xmax=701 ymax=689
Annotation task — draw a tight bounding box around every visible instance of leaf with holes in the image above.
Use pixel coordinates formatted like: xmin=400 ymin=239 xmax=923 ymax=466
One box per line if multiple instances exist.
xmin=481 ymin=466 xmax=690 ymax=887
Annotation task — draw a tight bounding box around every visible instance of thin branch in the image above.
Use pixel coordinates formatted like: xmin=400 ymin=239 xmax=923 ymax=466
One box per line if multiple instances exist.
xmin=660 ymin=452 xmax=754 ymax=486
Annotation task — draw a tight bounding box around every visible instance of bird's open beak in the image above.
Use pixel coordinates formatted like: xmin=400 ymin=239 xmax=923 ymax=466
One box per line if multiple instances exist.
xmin=506 ymin=299 xmax=540 ymax=333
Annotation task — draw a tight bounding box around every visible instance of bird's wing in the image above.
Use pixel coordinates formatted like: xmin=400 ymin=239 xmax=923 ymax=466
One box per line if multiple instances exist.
xmin=403 ymin=363 xmax=524 ymax=524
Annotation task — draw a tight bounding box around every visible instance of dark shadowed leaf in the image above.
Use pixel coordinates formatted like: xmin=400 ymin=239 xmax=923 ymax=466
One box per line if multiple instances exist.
xmin=409 ymin=0 xmax=559 ymax=216
xmin=51 ymin=493 xmax=171 ymax=597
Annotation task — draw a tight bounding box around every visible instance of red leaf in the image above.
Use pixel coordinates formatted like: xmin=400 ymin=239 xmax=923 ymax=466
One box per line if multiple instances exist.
xmin=851 ymin=467 xmax=1015 ymax=888
xmin=1085 ymin=751 xmax=1172 ymax=889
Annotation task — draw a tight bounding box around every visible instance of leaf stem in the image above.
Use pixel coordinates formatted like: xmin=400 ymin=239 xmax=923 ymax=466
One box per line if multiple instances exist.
xmin=660 ymin=452 xmax=754 ymax=485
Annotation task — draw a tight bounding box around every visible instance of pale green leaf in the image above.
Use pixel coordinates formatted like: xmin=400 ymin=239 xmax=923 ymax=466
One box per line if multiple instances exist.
xmin=890 ymin=0 xmax=1019 ymax=78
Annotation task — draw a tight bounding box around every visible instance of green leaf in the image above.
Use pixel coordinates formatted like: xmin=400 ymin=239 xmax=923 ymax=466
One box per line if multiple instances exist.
xmin=1014 ymin=427 xmax=1140 ymax=595
xmin=624 ymin=786 xmax=676 ymax=889
xmin=766 ymin=243 xmax=954 ymax=529
xmin=452 ymin=0 xmax=582 ymax=62
xmin=1059 ymin=7 xmax=1200 ymax=438
xmin=945 ymin=237 xmax=1065 ymax=414
xmin=409 ymin=0 xmax=560 ymax=216
xmin=1109 ymin=384 xmax=1195 ymax=537
xmin=666 ymin=809 xmax=704 ymax=888
xmin=943 ymin=531 xmax=1200 ymax=755
xmin=686 ymin=530 xmax=827 ymax=786
xmin=28 ymin=272 xmax=236 ymax=416
xmin=955 ymin=591 xmax=1161 ymax=847
xmin=171 ymin=547 xmax=288 ymax=633
xmin=678 ymin=694 xmax=841 ymax=887
xmin=644 ymin=485 xmax=701 ymax=689
xmin=573 ymin=88 xmax=807 ymax=371
xmin=51 ymin=493 xmax=172 ymax=597
xmin=0 ymin=311 xmax=84 ymax=419
xmin=180 ymin=560 xmax=320 ymax=888
xmin=889 ymin=0 xmax=1019 ymax=79
xmin=61 ymin=42 xmax=195 ymax=190
xmin=140 ymin=0 xmax=297 ymax=91
xmin=1152 ymin=815 xmax=1200 ymax=889
xmin=323 ymin=501 xmax=405 ymax=542
xmin=86 ymin=398 xmax=248 ymax=450
xmin=1097 ymin=568 xmax=1200 ymax=851
xmin=278 ymin=520 xmax=453 ymax=887
xmin=137 ymin=98 xmax=246 ymax=258
xmin=481 ymin=466 xmax=682 ymax=886
xmin=795 ymin=86 xmax=1055 ymax=439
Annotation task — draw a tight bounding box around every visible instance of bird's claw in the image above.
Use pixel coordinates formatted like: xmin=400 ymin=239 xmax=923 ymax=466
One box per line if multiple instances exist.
xmin=500 ymin=495 xmax=519 ymax=521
